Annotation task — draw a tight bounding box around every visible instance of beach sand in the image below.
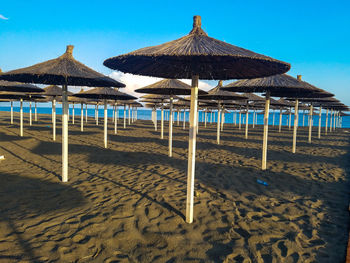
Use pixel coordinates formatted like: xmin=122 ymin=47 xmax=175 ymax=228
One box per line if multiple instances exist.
xmin=0 ymin=111 xmax=349 ymax=262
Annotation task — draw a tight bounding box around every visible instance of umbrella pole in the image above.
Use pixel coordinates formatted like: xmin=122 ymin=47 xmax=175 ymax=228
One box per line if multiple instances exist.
xmin=302 ymin=110 xmax=305 ymax=127
xmin=10 ymin=101 xmax=13 ymax=124
xmin=239 ymin=109 xmax=241 ymax=130
xmin=35 ymin=102 xmax=37 ymax=122
xmin=221 ymin=110 xmax=224 ymax=132
xmin=204 ymin=109 xmax=207 ymax=128
xmin=197 ymin=110 xmax=199 ymax=134
xmin=114 ymin=102 xmax=118 ymax=134
xmin=279 ymin=108 xmax=282 ymax=132
xmin=186 ymin=75 xmax=199 ymax=224
xmin=161 ymin=106 xmax=164 ymax=139
xmin=292 ymin=99 xmax=299 ymax=153
xmin=272 ymin=110 xmax=275 ymax=127
xmin=104 ymin=100 xmax=108 ymax=148
xmin=234 ymin=110 xmax=236 ymax=126
xmin=53 ymin=99 xmax=56 ymax=141
xmin=252 ymin=110 xmax=255 ymax=128
xmin=330 ymin=109 xmax=333 ymax=132
xmin=262 ymin=91 xmax=270 ymax=170
xmin=85 ymin=104 xmax=88 ymax=123
xmin=96 ymin=104 xmax=99 ymax=126
xmin=183 ymin=109 xmax=186 ymax=130
xmin=29 ymin=101 xmax=32 ymax=126
xmin=169 ymin=97 xmax=173 ymax=157
xmin=62 ymin=85 xmax=69 ymax=182
xmin=217 ymin=102 xmax=221 ymax=144
xmin=72 ymin=103 xmax=75 ymax=125
xmin=20 ymin=98 xmax=23 ymax=137
xmin=245 ymin=104 xmax=249 ymax=139
xmin=80 ymin=103 xmax=84 ymax=132
xmin=308 ymin=105 xmax=313 ymax=143
xmin=128 ymin=104 xmax=131 ymax=125
xmin=177 ymin=109 xmax=180 ymax=125
xmin=325 ymin=109 xmax=329 ymax=135
xmin=318 ymin=107 xmax=322 ymax=139
xmin=124 ymin=105 xmax=126 ymax=128
xmin=131 ymin=106 xmax=134 ymax=123
xmin=288 ymin=108 xmax=291 ymax=130
xmin=154 ymin=108 xmax=157 ymax=131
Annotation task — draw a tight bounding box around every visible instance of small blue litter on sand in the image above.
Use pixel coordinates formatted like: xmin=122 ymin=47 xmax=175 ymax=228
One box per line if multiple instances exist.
xmin=257 ymin=179 xmax=268 ymax=186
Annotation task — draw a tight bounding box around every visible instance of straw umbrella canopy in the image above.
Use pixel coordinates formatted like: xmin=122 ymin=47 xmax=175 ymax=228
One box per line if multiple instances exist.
xmin=135 ymin=79 xmax=207 ymax=157
xmin=0 ymin=45 xmax=125 ymax=182
xmin=104 ymin=15 xmax=290 ymax=224
xmin=223 ymin=74 xmax=321 ymax=170
xmin=74 ymin=87 xmax=135 ymax=148
xmin=0 ymin=92 xmax=44 ymax=136
xmin=0 ymin=78 xmax=44 ymax=125
xmin=199 ymin=80 xmax=246 ymax=144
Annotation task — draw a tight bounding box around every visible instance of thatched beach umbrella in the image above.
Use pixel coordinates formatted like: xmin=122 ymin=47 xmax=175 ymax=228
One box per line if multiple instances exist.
xmin=0 ymin=92 xmax=44 ymax=136
xmin=0 ymin=45 xmax=125 ymax=182
xmin=136 ymin=79 xmax=206 ymax=157
xmin=223 ymin=74 xmax=318 ymax=169
xmin=0 ymin=77 xmax=43 ymax=124
xmin=104 ymin=16 xmax=290 ymax=223
xmin=199 ymin=80 xmax=246 ymax=144
xmin=74 ymin=87 xmax=135 ymax=148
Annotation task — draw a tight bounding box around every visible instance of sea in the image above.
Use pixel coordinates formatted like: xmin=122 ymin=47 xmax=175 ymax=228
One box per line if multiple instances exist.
xmin=0 ymin=105 xmax=349 ymax=128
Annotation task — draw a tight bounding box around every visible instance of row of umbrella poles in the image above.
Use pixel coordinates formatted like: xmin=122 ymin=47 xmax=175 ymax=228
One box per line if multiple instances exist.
xmin=1 ymin=16 xmax=348 ymax=224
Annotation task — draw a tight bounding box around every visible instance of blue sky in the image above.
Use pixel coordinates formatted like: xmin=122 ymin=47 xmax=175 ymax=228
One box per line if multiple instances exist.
xmin=1 ymin=0 xmax=350 ymax=106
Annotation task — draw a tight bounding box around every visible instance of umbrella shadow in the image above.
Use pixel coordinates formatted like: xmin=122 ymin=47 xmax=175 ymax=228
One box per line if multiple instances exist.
xmin=0 ymin=172 xmax=86 ymax=262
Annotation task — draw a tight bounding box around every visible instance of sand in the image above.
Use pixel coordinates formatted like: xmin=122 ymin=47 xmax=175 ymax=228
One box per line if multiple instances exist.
xmin=0 ymin=111 xmax=349 ymax=262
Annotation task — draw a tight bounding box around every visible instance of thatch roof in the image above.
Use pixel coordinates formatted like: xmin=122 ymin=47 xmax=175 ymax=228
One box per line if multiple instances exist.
xmin=135 ymin=79 xmax=207 ymax=95
xmin=0 ymin=92 xmax=45 ymax=101
xmin=73 ymin=87 xmax=136 ymax=101
xmin=198 ymin=80 xmax=247 ymax=101
xmin=241 ymin=93 xmax=265 ymax=102
xmin=0 ymin=46 xmax=125 ymax=87
xmin=0 ymin=71 xmax=44 ymax=92
xmin=104 ymin=16 xmax=290 ymax=80
xmin=223 ymin=74 xmax=320 ymax=96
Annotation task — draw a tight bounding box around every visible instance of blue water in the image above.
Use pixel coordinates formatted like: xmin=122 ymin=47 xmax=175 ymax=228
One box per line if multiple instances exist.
xmin=1 ymin=106 xmax=349 ymax=128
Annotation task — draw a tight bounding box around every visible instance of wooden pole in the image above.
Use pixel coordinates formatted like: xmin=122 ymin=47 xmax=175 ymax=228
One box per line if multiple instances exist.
xmin=128 ymin=104 xmax=131 ymax=125
xmin=161 ymin=106 xmax=164 ymax=139
xmin=204 ymin=109 xmax=207 ymax=128
xmin=62 ymin=84 xmax=68 ymax=182
xmin=262 ymin=91 xmax=270 ymax=170
xmin=216 ymin=102 xmax=221 ymax=144
xmin=10 ymin=101 xmax=13 ymax=124
xmin=186 ymin=75 xmax=198 ymax=224
xmin=318 ymin=106 xmax=322 ymax=139
xmin=308 ymin=105 xmax=313 ymax=143
xmin=85 ymin=104 xmax=88 ymax=122
xmin=96 ymin=104 xmax=99 ymax=126
xmin=35 ymin=102 xmax=37 ymax=121
xmin=272 ymin=110 xmax=275 ymax=126
xmin=154 ymin=108 xmax=157 ymax=131
xmin=238 ymin=109 xmax=242 ymax=130
xmin=104 ymin=100 xmax=108 ymax=148
xmin=80 ymin=103 xmax=84 ymax=132
xmin=123 ymin=105 xmax=126 ymax=128
xmin=288 ymin=108 xmax=291 ymax=130
xmin=177 ymin=109 xmax=180 ymax=125
xmin=196 ymin=110 xmax=199 ymax=134
xmin=169 ymin=97 xmax=173 ymax=157
xmin=302 ymin=110 xmax=305 ymax=127
xmin=292 ymin=99 xmax=299 ymax=153
xmin=279 ymin=108 xmax=282 ymax=132
xmin=183 ymin=109 xmax=186 ymax=130
xmin=53 ymin=99 xmax=56 ymax=141
xmin=252 ymin=110 xmax=255 ymax=128
xmin=221 ymin=110 xmax=224 ymax=132
xmin=29 ymin=101 xmax=32 ymax=126
xmin=20 ymin=98 xmax=23 ymax=137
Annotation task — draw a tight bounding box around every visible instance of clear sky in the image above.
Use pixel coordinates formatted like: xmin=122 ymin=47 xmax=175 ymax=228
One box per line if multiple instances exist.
xmin=1 ymin=0 xmax=350 ymax=106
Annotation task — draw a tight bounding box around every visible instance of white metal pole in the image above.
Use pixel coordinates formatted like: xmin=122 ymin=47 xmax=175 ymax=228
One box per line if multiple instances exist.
xmin=96 ymin=104 xmax=99 ymax=126
xmin=262 ymin=92 xmax=270 ymax=170
xmin=114 ymin=103 xmax=118 ymax=134
xmin=252 ymin=110 xmax=255 ymax=128
xmin=35 ymin=102 xmax=37 ymax=121
xmin=128 ymin=104 xmax=131 ymax=125
xmin=245 ymin=104 xmax=249 ymax=139
xmin=104 ymin=100 xmax=108 ymax=148
xmin=186 ymin=75 xmax=198 ymax=224
xmin=279 ymin=108 xmax=282 ymax=132
xmin=10 ymin=101 xmax=13 ymax=124
xmin=318 ymin=107 xmax=322 ymax=139
xmin=177 ymin=109 xmax=180 ymax=125
xmin=272 ymin=110 xmax=275 ymax=126
xmin=325 ymin=108 xmax=329 ymax=135
xmin=85 ymin=103 xmax=88 ymax=122
xmin=183 ymin=109 xmax=186 ymax=130
xmin=217 ymin=103 xmax=221 ymax=144
xmin=62 ymin=85 xmax=68 ymax=182
xmin=53 ymin=99 xmax=56 ymax=141
xmin=288 ymin=109 xmax=291 ymax=130
xmin=29 ymin=101 xmax=32 ymax=126
xmin=204 ymin=109 xmax=207 ymax=128
xmin=292 ymin=99 xmax=299 ymax=153
xmin=72 ymin=103 xmax=75 ymax=124
xmin=238 ymin=110 xmax=242 ymax=130
xmin=20 ymin=98 xmax=23 ymax=137
xmin=221 ymin=110 xmax=224 ymax=132
xmin=308 ymin=105 xmax=313 ymax=143
xmin=80 ymin=103 xmax=84 ymax=132
xmin=154 ymin=108 xmax=157 ymax=131
xmin=123 ymin=104 xmax=126 ymax=128
xmin=169 ymin=97 xmax=173 ymax=157
xmin=330 ymin=109 xmax=333 ymax=132
xmin=161 ymin=106 xmax=164 ymax=139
